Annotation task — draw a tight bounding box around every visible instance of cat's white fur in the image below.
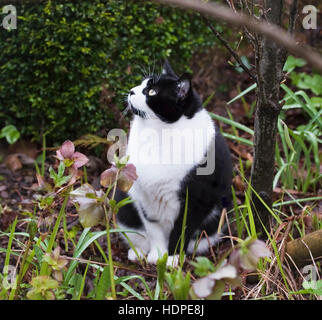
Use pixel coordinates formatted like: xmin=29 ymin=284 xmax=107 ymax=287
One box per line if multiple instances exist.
xmin=119 ymin=79 xmax=216 ymax=266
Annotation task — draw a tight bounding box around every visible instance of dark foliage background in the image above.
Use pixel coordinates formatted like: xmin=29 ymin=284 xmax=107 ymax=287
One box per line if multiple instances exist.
xmin=0 ymin=0 xmax=215 ymax=143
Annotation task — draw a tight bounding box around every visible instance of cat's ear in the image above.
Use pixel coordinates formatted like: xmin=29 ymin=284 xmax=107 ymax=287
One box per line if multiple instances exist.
xmin=177 ymin=73 xmax=191 ymax=101
xmin=162 ymin=60 xmax=177 ymax=77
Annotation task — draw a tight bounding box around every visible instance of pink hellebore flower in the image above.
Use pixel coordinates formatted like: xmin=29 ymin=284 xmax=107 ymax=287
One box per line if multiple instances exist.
xmin=100 ymin=163 xmax=138 ymax=193
xmin=56 ymin=140 xmax=89 ymax=169
xmin=70 ymin=183 xmax=106 ymax=228
xmin=229 ymin=239 xmax=271 ymax=272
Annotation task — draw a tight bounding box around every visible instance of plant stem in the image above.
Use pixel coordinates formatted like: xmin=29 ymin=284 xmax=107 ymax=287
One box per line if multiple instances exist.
xmin=111 ymin=169 xmax=120 ymax=227
xmin=40 ymin=188 xmax=70 ymax=275
xmin=103 ymin=205 xmax=116 ymax=300
xmin=83 ymin=166 xmax=88 ymax=184
xmin=41 ymin=134 xmax=46 ymax=177
xmin=13 ymin=239 xmax=32 ymax=300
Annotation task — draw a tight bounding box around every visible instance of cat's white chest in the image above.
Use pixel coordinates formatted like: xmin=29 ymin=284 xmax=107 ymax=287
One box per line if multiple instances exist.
xmin=126 ymin=110 xmax=215 ymax=223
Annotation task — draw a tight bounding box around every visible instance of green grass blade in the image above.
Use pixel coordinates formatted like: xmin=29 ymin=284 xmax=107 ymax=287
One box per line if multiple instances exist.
xmin=222 ymin=133 xmax=253 ymax=146
xmin=77 ymin=260 xmax=90 ymax=300
xmin=64 ymin=230 xmax=107 ymax=284
xmin=210 ymin=112 xmax=254 ymax=135
xmin=227 ymin=83 xmax=257 ymax=104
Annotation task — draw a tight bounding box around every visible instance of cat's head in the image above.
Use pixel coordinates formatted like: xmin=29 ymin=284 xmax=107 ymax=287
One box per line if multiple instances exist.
xmin=127 ymin=60 xmax=201 ymax=123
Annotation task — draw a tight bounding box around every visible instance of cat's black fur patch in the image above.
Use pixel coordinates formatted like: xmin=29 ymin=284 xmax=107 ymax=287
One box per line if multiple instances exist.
xmin=116 ymin=190 xmax=144 ymax=230
xmin=142 ymin=72 xmax=202 ymax=123
xmin=168 ymin=128 xmax=232 ymax=254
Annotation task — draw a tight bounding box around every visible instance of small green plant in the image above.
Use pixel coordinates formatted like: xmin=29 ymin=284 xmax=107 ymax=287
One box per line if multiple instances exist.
xmin=165 ymin=267 xmax=191 ymax=300
xmin=49 ymin=162 xmax=72 ymax=188
xmin=290 ymin=279 xmax=322 ymax=298
xmin=26 ymin=275 xmax=59 ymax=300
xmin=0 ymin=124 xmax=20 ymax=144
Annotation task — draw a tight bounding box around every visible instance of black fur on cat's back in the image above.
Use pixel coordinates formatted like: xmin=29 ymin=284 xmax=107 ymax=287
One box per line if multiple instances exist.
xmin=168 ymin=127 xmax=232 ymax=254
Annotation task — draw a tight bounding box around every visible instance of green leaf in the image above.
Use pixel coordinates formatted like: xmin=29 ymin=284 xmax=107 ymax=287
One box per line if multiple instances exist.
xmin=0 ymin=125 xmax=20 ymax=144
xmin=283 ymin=55 xmax=306 ymax=73
xmin=165 ymin=269 xmax=191 ymax=300
xmin=156 ymin=252 xmax=168 ymax=290
xmin=280 ymin=120 xmax=296 ymax=153
xmin=67 ymin=273 xmax=83 ymax=300
xmin=95 ymin=266 xmax=111 ymax=300
xmin=34 ymin=244 xmax=44 ymax=265
xmin=57 ymin=161 xmax=66 ymax=178
xmin=116 ymin=197 xmax=134 ymax=209
xmin=190 ymin=257 xmax=215 ymax=277
xmin=209 ymin=112 xmax=254 ymax=136
xmin=297 ymin=74 xmax=322 ymax=95
xmin=49 ymin=166 xmax=57 ymax=180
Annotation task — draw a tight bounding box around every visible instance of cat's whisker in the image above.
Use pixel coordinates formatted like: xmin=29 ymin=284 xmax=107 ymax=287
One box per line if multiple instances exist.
xmin=148 ymin=64 xmax=152 ymax=78
xmin=121 ymin=105 xmax=131 ymax=119
xmin=156 ymin=72 xmax=162 ymax=82
xmin=152 ymin=59 xmax=156 ymax=77
xmin=138 ymin=63 xmax=148 ymax=78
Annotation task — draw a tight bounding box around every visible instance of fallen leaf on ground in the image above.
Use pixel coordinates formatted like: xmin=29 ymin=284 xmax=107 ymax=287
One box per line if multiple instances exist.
xmin=5 ymin=154 xmax=22 ymax=171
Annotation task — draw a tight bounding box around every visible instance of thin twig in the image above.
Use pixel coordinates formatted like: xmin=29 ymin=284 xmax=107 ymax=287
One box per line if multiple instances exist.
xmin=300 ymin=239 xmax=320 ymax=281
xmin=273 ymin=220 xmax=293 ymax=279
xmin=203 ymin=17 xmax=255 ymax=80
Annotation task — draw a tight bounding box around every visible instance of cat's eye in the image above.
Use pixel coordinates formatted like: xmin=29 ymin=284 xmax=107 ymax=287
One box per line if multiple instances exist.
xmin=148 ymin=89 xmax=157 ymax=96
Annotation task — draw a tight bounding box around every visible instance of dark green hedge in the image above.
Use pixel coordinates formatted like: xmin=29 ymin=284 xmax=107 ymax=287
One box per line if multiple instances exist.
xmin=0 ymin=0 xmax=213 ymax=143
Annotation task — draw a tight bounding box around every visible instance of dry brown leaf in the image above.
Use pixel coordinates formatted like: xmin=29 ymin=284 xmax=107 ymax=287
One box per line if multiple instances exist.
xmin=8 ymin=140 xmax=38 ymax=159
xmin=5 ymin=154 xmax=22 ymax=172
xmin=233 ymin=175 xmax=245 ymax=192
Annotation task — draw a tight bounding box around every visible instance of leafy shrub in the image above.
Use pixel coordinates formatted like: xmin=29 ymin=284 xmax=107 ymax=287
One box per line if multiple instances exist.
xmin=0 ymin=0 xmax=213 ymax=143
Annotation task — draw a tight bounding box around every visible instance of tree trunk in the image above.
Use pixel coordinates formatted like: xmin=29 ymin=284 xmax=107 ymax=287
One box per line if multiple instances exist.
xmin=251 ymin=0 xmax=287 ymax=236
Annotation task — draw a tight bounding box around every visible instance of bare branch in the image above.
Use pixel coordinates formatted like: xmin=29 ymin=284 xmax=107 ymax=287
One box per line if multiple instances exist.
xmin=203 ymin=17 xmax=256 ymax=80
xmin=0 ymin=0 xmax=77 ymax=3
xmin=154 ymin=0 xmax=322 ymax=73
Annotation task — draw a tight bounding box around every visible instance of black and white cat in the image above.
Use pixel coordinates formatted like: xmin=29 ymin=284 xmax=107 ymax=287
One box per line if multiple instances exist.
xmin=116 ymin=61 xmax=232 ymax=266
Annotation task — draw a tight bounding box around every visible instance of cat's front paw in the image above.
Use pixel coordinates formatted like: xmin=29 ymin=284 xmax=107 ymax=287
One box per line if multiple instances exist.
xmin=128 ymin=248 xmax=145 ymax=261
xmin=146 ymin=250 xmax=181 ymax=268
xmin=166 ymin=254 xmax=180 ymax=268
xmin=147 ymin=248 xmax=168 ymax=264
xmin=147 ymin=249 xmax=161 ymax=264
